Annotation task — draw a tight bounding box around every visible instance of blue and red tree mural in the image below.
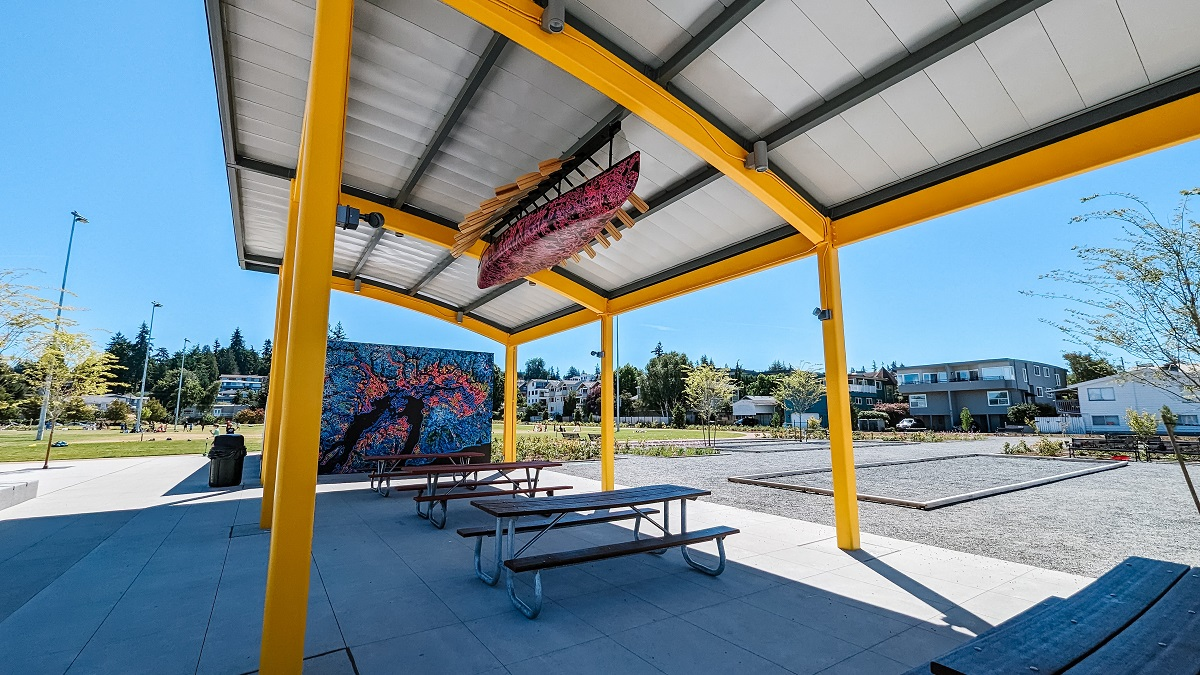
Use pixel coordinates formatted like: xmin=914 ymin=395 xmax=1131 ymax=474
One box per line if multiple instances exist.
xmin=319 ymin=341 xmax=492 ymax=474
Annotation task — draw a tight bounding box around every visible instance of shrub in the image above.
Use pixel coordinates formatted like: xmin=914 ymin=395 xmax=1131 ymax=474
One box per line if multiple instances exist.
xmin=234 ymin=408 xmax=265 ymax=424
xmin=671 ymin=403 xmax=686 ymax=428
xmin=873 ymin=402 xmax=910 ymax=426
xmin=1007 ymin=403 xmax=1040 ymax=425
xmin=858 ymin=410 xmax=889 ymax=421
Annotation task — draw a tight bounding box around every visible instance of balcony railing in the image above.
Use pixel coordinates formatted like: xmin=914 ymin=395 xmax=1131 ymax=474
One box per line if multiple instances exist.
xmin=1055 ymin=400 xmax=1081 ymax=414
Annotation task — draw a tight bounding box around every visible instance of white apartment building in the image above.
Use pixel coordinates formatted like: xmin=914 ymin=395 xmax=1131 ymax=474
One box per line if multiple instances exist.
xmin=1069 ymin=367 xmax=1200 ymax=434
xmin=521 ymin=377 xmax=595 ymax=417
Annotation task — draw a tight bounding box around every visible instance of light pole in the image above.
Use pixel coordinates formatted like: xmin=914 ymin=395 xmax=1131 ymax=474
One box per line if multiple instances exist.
xmin=135 ymin=301 xmax=162 ymax=435
xmin=35 ymin=211 xmax=88 ymax=441
xmin=614 ymin=315 xmax=621 ymax=431
xmin=173 ymin=338 xmax=190 ymax=430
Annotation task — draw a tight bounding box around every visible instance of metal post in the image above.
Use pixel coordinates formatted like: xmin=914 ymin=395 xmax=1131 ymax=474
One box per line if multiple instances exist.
xmin=36 ymin=211 xmax=87 ymax=441
xmin=817 ymin=243 xmax=860 ymax=550
xmin=173 ymin=338 xmax=190 ymax=430
xmin=615 ymin=314 xmax=620 ymax=431
xmin=259 ymin=0 xmax=354 ymax=669
xmin=600 ymin=315 xmax=615 ymax=490
xmin=503 ymin=344 xmax=518 ymax=462
xmin=135 ymin=301 xmax=162 ymax=436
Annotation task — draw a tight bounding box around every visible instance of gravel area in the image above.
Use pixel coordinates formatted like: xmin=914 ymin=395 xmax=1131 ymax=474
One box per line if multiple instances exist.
xmin=555 ymin=437 xmax=1200 ymax=577
xmin=763 ymin=455 xmax=1110 ymax=503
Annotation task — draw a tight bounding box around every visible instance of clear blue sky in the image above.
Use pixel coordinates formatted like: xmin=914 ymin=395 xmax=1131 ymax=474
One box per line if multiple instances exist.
xmin=3 ymin=2 xmax=1199 ymax=374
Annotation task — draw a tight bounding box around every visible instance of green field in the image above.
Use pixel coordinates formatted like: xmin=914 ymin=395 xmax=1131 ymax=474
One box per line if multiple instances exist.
xmin=0 ymin=425 xmax=265 ymax=463
xmin=0 ymin=422 xmax=743 ymax=464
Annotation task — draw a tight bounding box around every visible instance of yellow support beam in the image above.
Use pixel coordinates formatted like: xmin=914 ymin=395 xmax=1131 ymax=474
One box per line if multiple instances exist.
xmin=259 ymin=178 xmax=300 ymax=530
xmin=607 ymin=233 xmax=818 ymax=315
xmin=329 ymin=277 xmax=512 ymax=345
xmin=440 ymin=0 xmax=827 ymax=245
xmin=816 ymin=243 xmax=860 ymax=551
xmin=599 ymin=314 xmax=615 ymax=490
xmin=260 ymin=0 xmax=354 ymax=671
xmin=504 ymin=344 xmax=518 ymax=461
xmin=834 ymin=92 xmax=1200 ymax=247
xmin=336 ymin=191 xmax=607 ymax=313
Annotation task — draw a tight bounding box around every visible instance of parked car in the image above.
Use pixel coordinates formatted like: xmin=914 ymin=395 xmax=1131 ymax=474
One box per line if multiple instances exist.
xmin=896 ymin=418 xmax=926 ymax=431
xmin=734 ymin=418 xmax=759 ymax=427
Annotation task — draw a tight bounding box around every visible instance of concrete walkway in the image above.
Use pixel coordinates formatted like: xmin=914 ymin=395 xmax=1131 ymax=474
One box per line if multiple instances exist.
xmin=0 ymin=455 xmax=1093 ymax=674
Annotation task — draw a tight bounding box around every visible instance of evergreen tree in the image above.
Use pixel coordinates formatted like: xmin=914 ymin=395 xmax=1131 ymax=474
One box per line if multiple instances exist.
xmin=565 ymin=366 xmax=580 ymax=378
xmin=652 ymin=342 xmax=664 ymax=357
xmin=328 ymin=322 xmax=347 ymax=341
xmin=259 ymin=339 xmax=273 ymax=376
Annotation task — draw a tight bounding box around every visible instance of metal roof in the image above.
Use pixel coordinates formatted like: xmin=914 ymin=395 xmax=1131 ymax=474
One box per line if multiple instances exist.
xmin=206 ymin=0 xmax=1200 ymax=341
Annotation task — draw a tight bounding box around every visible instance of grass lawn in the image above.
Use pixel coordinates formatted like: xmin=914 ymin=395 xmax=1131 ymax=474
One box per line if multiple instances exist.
xmin=489 ymin=423 xmax=744 ymax=441
xmin=0 ymin=425 xmax=264 ymax=463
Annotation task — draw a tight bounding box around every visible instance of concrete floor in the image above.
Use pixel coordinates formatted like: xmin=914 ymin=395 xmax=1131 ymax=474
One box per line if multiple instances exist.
xmin=0 ymin=454 xmax=1095 ymax=674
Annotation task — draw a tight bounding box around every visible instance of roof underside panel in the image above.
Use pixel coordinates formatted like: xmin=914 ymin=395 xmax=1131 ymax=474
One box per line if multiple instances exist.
xmin=564 ymin=0 xmax=731 ymax=69
xmin=470 ymin=281 xmax=577 ymax=328
xmin=356 ymin=231 xmax=448 ymax=290
xmin=238 ymin=171 xmax=291 ymax=260
xmin=410 ymin=46 xmax=614 ymax=223
xmin=559 ymin=176 xmax=784 ymax=291
xmin=419 ymin=255 xmax=491 ymax=308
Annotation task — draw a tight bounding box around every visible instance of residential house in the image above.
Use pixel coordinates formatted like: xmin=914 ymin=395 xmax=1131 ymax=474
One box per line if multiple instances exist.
xmin=896 ymin=358 xmax=1067 ymax=431
xmin=215 ymin=374 xmax=267 ymax=405
xmin=82 ymin=393 xmax=144 ymax=412
xmin=732 ymin=396 xmax=777 ymax=425
xmin=803 ymin=368 xmax=899 ymax=426
xmin=1068 ymin=367 xmax=1200 ymax=435
xmin=522 ymin=377 xmax=596 ymax=418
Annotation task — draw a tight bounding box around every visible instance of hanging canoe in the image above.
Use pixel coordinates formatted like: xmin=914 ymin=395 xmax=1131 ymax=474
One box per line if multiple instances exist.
xmin=477 ymin=152 xmax=640 ymax=289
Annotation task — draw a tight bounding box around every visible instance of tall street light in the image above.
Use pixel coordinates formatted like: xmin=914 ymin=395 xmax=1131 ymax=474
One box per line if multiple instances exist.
xmin=35 ymin=211 xmax=88 ymax=441
xmin=173 ymin=338 xmax=190 ymax=431
xmin=135 ymin=301 xmax=162 ymax=435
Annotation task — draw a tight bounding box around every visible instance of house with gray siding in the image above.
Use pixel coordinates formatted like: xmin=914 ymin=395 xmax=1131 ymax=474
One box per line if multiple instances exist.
xmin=1069 ymin=367 xmax=1200 ymax=434
xmin=896 ymin=358 xmax=1067 ymax=431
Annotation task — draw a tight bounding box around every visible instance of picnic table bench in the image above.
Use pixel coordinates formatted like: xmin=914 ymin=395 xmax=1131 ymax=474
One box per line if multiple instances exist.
xmin=400 ymin=460 xmax=566 ymax=529
xmin=910 ymin=556 xmax=1199 ymax=674
xmin=364 ymin=451 xmax=484 ymax=496
xmin=466 ymin=484 xmax=738 ymax=618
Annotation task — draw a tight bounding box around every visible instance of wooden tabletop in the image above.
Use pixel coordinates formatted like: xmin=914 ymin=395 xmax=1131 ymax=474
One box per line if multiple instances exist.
xmin=471 ymin=484 xmax=708 ymax=517
xmin=400 ymin=460 xmax=561 ymax=475
xmin=364 ymin=451 xmax=485 ymax=462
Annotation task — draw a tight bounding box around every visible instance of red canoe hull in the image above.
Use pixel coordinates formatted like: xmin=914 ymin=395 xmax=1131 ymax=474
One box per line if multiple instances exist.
xmin=477 ymin=152 xmax=640 ymax=289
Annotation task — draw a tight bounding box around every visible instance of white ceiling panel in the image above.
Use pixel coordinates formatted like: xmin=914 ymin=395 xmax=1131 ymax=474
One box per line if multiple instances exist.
xmin=1037 ymin=0 xmax=1149 ymax=107
xmin=706 ymin=23 xmax=821 ymax=123
xmin=619 ymin=117 xmax=706 ymax=194
xmin=473 ymin=283 xmax=576 ymax=328
xmin=419 ymin=256 xmax=490 ymax=308
xmin=925 ymin=45 xmax=1027 ymax=147
xmin=840 ymin=96 xmax=938 ymax=180
xmin=945 ymin=0 xmax=1007 ymax=22
xmin=331 ymin=226 xmax=375 ymax=274
xmin=559 ymin=177 xmax=784 ymax=291
xmin=806 ymin=116 xmax=899 ymax=193
xmin=675 ymin=52 xmax=788 ymax=138
xmin=879 ymin=72 xmax=980 ymax=164
xmin=868 ymin=0 xmax=962 ymax=51
xmin=358 ymin=233 xmax=450 ymax=290
xmin=238 ymin=172 xmax=291 ymax=259
xmin=742 ymin=0 xmax=861 ymax=100
xmin=977 ymin=13 xmax=1084 ymax=128
xmin=770 ymin=135 xmax=864 ymax=205
xmin=792 ymin=0 xmax=907 ymax=76
xmin=564 ymin=0 xmax=726 ymax=68
xmin=1119 ymin=0 xmax=1200 ymax=83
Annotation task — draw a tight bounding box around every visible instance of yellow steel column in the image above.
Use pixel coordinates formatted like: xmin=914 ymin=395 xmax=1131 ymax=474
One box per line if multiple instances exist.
xmin=503 ymin=343 xmax=518 ymax=462
xmin=599 ymin=315 xmax=615 ymax=490
xmin=259 ymin=0 xmax=353 ymax=670
xmin=817 ymin=243 xmax=860 ymax=550
xmin=260 ymin=180 xmax=299 ymax=529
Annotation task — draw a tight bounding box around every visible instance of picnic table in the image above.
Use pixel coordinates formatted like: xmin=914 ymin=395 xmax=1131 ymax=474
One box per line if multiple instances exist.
xmin=463 ymin=484 xmax=738 ymax=618
xmin=364 ymin=451 xmax=484 ymax=496
xmin=909 ymin=556 xmax=1200 ymax=674
xmin=400 ymin=460 xmax=567 ymax=529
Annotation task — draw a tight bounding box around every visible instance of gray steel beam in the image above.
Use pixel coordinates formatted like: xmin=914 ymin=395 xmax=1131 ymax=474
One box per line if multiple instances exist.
xmin=406 ymin=253 xmax=457 ymax=296
xmin=461 ymin=279 xmax=526 ymax=314
xmin=762 ymin=0 xmax=1054 ymax=150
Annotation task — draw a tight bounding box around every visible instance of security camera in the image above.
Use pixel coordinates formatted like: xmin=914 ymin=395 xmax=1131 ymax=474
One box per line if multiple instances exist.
xmin=744 ymin=140 xmax=768 ymax=172
xmin=541 ymin=0 xmax=565 ymax=33
xmin=812 ymin=307 xmax=832 ymax=321
xmin=590 ymin=350 xmax=605 ymax=358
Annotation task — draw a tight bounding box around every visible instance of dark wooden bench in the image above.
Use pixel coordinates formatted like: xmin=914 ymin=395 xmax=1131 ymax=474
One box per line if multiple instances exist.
xmin=414 ymin=485 xmax=570 ymax=503
xmin=559 ymin=432 xmax=581 ymax=440
xmin=505 ymin=526 xmax=738 ymax=574
xmin=917 ymin=557 xmax=1194 ymax=675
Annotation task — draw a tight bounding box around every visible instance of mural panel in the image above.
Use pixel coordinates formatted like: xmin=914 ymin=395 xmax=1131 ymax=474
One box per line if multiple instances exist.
xmin=319 ymin=341 xmax=493 ymax=474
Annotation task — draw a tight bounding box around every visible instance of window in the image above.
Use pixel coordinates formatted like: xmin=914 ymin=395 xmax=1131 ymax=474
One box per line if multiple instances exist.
xmin=988 ymin=391 xmax=1011 ymax=406
xmin=909 ymin=394 xmax=927 ymax=408
xmin=1036 ymin=387 xmax=1043 ymax=397
xmin=854 ymin=397 xmax=862 ymax=405
xmin=922 ymin=373 xmax=944 ymax=384
xmin=877 ymin=381 xmax=883 ymax=390
xmin=901 ymin=373 xmax=920 ymax=385
xmin=1023 ymin=367 xmax=1028 ymax=382
xmin=1178 ymin=415 xmax=1200 ymax=426
xmin=1033 ymin=365 xmax=1042 ymax=376
xmin=1087 ymin=387 xmax=1116 ymax=401
xmin=1056 ymin=373 xmax=1062 ymax=386
xmin=1092 ymin=415 xmax=1120 ymax=426
xmin=984 ymin=366 xmax=1016 ymax=381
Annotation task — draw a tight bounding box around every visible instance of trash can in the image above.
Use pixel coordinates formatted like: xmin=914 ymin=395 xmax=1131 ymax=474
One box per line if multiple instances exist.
xmin=208 ymin=434 xmax=247 ymax=488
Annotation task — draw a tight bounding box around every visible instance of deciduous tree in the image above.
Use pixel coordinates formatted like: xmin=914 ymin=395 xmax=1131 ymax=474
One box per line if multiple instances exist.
xmin=773 ymin=369 xmax=824 ymax=434
xmin=23 ymin=331 xmax=119 ymax=467
xmin=683 ymin=363 xmax=735 ymax=446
